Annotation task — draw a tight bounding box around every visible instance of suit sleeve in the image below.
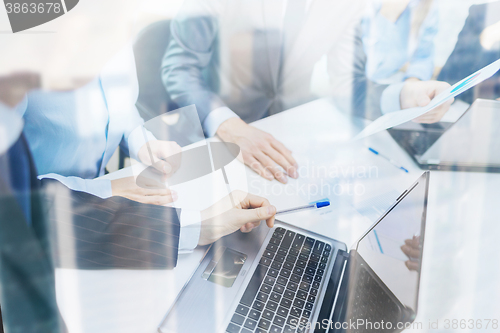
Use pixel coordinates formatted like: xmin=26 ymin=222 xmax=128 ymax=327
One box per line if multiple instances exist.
xmin=0 ymin=179 xmax=68 ymax=333
xmin=438 ymin=5 xmax=485 ymax=85
xmin=39 ymin=179 xmax=181 ymax=270
xmin=437 ymin=5 xmax=486 ymax=104
xmin=328 ymin=21 xmax=389 ymax=120
xmin=161 ymin=0 xmax=228 ymax=131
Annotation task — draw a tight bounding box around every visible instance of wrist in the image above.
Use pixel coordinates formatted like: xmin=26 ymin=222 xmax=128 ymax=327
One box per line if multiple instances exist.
xmin=200 ymin=206 xmax=210 ymax=222
xmin=198 ymin=207 xmax=212 ymax=245
xmin=400 ymin=81 xmax=414 ymax=110
xmin=216 ymin=117 xmax=244 ymax=141
xmin=110 ymin=179 xmax=118 ymax=196
xmin=197 ymin=220 xmax=217 ymax=246
xmin=198 ymin=205 xmax=233 ymax=246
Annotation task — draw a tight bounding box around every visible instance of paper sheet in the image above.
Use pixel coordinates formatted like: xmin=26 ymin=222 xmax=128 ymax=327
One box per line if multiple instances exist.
xmin=354 ymin=58 xmax=500 ymax=140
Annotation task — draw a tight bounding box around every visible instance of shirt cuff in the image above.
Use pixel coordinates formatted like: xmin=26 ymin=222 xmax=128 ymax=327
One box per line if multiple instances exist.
xmin=127 ymin=126 xmax=157 ymax=162
xmin=178 ymin=210 xmax=201 ymax=254
xmin=37 ymin=173 xmax=113 ymax=198
xmin=380 ymin=82 xmax=405 ymax=114
xmin=203 ymin=106 xmax=240 ymax=137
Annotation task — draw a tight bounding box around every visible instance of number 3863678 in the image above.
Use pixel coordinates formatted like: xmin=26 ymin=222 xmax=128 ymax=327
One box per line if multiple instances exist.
xmin=5 ymin=2 xmax=62 ymax=14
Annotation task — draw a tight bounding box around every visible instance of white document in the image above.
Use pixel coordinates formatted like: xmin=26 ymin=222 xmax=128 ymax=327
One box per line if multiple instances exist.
xmin=354 ymin=58 xmax=500 ymax=140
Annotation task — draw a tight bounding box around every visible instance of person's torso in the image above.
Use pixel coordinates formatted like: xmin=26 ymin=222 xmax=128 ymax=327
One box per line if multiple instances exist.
xmin=208 ymin=0 xmax=366 ymax=118
xmin=363 ymin=7 xmax=411 ymax=81
xmin=22 ymin=78 xmax=110 ymax=179
xmin=20 ymin=45 xmax=140 ymax=179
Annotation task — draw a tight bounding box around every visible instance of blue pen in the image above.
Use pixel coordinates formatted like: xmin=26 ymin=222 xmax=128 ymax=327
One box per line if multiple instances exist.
xmin=276 ymin=200 xmax=330 ymax=215
xmin=368 ymin=147 xmax=409 ymax=173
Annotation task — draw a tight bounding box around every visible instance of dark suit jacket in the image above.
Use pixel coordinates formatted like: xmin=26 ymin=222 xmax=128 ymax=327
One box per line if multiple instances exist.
xmin=438 ymin=2 xmax=500 ymax=103
xmin=0 ymin=135 xmax=182 ymax=333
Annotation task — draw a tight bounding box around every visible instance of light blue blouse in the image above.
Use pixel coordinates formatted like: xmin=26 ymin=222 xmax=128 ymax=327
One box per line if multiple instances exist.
xmin=8 ymin=46 xmax=200 ymax=253
xmin=16 ymin=46 xmax=149 ymax=198
xmin=361 ymin=0 xmax=438 ymax=84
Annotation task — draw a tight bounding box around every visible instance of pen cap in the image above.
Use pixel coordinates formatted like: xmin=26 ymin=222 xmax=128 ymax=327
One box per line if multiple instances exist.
xmin=315 ymin=201 xmax=330 ymax=208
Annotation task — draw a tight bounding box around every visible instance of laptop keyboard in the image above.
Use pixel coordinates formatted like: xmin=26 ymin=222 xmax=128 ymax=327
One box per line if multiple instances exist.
xmin=226 ymin=227 xmax=332 ymax=333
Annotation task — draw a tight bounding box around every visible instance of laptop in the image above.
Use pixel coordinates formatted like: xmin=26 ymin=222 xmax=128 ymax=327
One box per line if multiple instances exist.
xmin=389 ymin=99 xmax=500 ymax=172
xmin=159 ymin=171 xmax=430 ymax=333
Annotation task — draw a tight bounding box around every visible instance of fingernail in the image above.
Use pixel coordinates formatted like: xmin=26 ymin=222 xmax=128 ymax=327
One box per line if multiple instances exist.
xmin=171 ymin=192 xmax=178 ymax=201
xmin=279 ymin=176 xmax=288 ymax=184
xmin=290 ymin=169 xmax=298 ymax=179
xmin=267 ymin=205 xmax=276 ymax=215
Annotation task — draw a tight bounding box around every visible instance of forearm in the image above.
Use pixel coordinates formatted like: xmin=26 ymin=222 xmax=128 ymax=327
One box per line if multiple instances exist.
xmin=178 ymin=210 xmax=201 ymax=254
xmin=40 ymin=179 xmax=182 ymax=269
xmin=126 ymin=122 xmax=156 ymax=162
xmin=161 ymin=16 xmax=227 ymax=130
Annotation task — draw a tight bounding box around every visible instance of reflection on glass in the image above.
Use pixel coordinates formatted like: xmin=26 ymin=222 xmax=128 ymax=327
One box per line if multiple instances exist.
xmin=401 ymin=236 xmax=421 ymax=272
xmin=207 ymin=248 xmax=247 ymax=288
xmin=344 ymin=178 xmax=427 ymax=331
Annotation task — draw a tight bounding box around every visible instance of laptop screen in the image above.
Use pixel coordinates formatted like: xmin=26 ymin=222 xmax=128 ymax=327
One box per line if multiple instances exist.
xmin=344 ymin=172 xmax=428 ymax=330
xmin=419 ymin=99 xmax=500 ymax=167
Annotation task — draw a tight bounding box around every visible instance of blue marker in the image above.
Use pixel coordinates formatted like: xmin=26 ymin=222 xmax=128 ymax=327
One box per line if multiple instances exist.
xmin=368 ymin=147 xmax=409 ymax=173
xmin=276 ymin=200 xmax=330 ymax=216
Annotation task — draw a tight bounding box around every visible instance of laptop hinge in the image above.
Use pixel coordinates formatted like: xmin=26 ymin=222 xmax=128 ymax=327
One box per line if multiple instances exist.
xmin=314 ymin=249 xmax=349 ymax=333
xmin=327 ymin=251 xmax=352 ymax=333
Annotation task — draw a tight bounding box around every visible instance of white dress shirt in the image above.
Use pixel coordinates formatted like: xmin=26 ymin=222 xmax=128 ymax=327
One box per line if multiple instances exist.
xmin=202 ymin=0 xmax=403 ymax=137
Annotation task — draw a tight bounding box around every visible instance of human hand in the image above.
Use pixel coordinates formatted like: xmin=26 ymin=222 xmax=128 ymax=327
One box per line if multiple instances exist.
xmin=400 ymin=236 xmax=421 ymax=272
xmin=137 ymin=140 xmax=182 ymax=177
xmin=198 ymin=191 xmax=276 ymax=246
xmin=400 ymin=79 xmax=454 ymax=123
xmin=216 ymin=118 xmax=298 ymax=184
xmin=111 ymin=176 xmax=177 ymax=205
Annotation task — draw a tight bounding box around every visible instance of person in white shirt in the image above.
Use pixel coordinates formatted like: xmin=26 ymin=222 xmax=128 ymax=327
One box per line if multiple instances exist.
xmin=162 ymin=0 xmax=453 ymax=184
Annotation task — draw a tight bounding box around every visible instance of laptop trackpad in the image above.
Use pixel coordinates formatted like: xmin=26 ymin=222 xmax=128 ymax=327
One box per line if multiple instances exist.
xmin=203 ymin=247 xmax=247 ymax=288
xmin=159 ymin=223 xmax=270 ymax=333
